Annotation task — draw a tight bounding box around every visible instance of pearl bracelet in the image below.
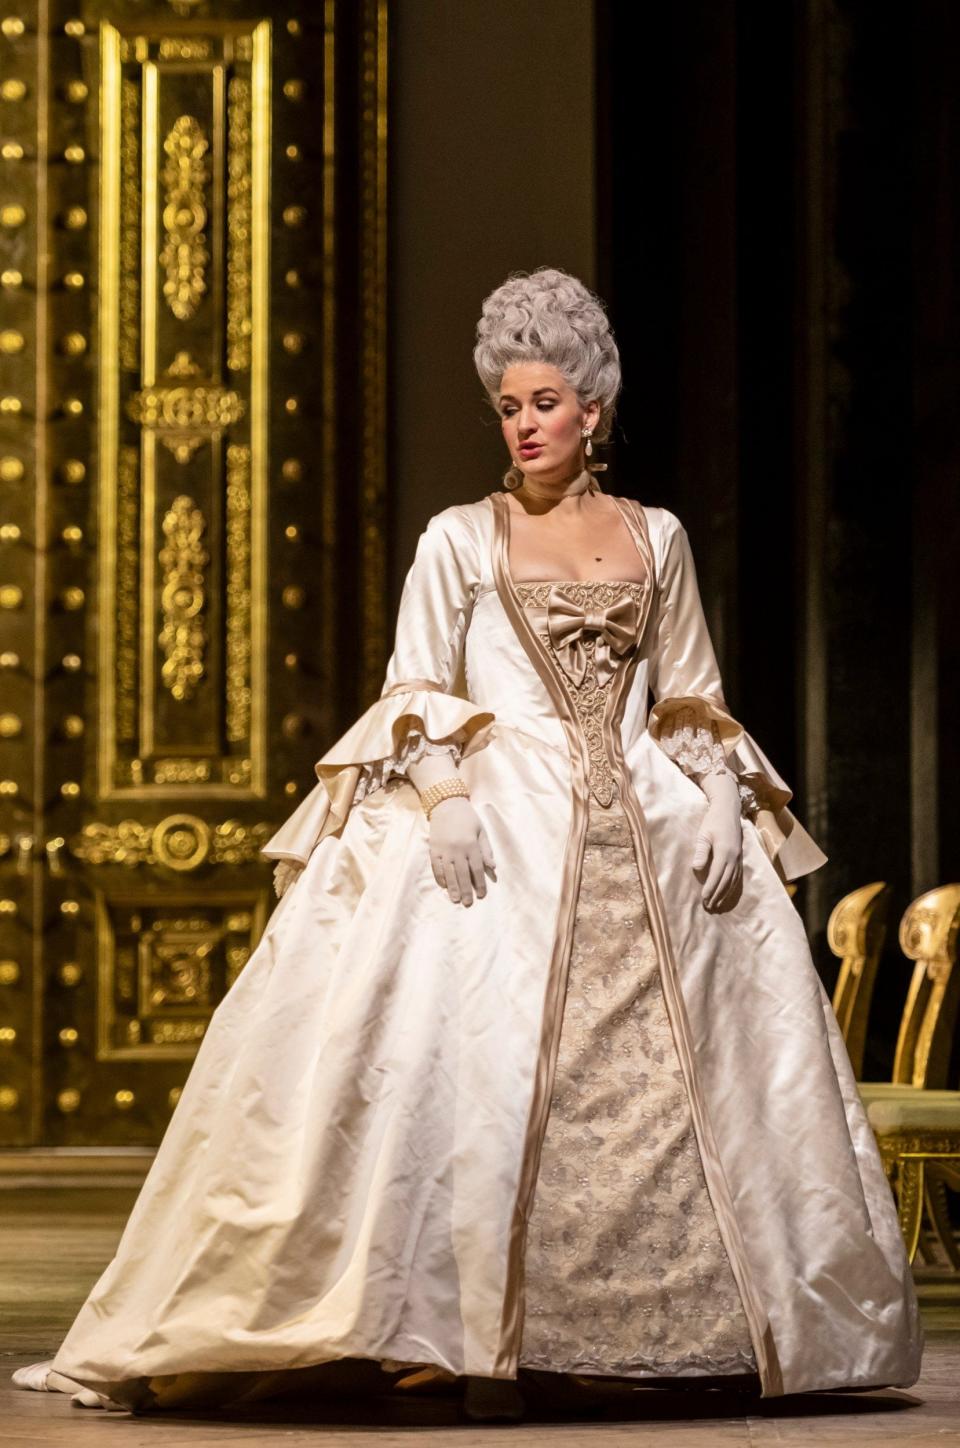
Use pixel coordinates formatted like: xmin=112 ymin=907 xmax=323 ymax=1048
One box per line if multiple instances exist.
xmin=419 ymin=776 xmax=469 ymax=819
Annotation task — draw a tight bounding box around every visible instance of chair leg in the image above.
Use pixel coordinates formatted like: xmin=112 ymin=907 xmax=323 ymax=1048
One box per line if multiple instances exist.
xmin=896 ymin=1158 xmax=925 ymax=1264
xmin=924 ymin=1168 xmax=960 ymax=1269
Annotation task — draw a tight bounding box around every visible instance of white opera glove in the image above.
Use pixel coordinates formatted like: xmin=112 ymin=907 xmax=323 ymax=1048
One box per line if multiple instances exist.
xmin=427 ymin=796 xmax=496 ymax=908
xmin=406 ymin=752 xmax=496 ymax=908
xmin=692 ymin=768 xmax=743 ymax=913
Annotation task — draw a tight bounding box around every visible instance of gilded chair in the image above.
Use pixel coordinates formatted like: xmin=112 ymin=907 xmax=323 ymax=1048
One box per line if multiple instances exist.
xmin=858 ymin=884 xmax=960 ymax=1267
xmin=828 ymin=881 xmax=892 ymax=1079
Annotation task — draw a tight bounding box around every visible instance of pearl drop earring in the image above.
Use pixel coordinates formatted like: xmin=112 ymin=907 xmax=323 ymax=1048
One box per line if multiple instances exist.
xmin=582 ymin=428 xmax=593 ymax=458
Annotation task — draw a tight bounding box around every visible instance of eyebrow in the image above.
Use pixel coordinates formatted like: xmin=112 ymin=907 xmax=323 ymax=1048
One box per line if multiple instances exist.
xmin=498 ymin=387 xmax=560 ymax=403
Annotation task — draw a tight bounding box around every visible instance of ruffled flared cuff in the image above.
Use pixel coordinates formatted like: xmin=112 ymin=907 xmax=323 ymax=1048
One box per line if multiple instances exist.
xmin=655 ymin=702 xmax=762 ymax=820
xmin=647 ymin=691 xmax=828 ymax=882
xmin=353 ymin=729 xmax=461 ymax=806
xmin=261 ymin=683 xmax=495 ymax=896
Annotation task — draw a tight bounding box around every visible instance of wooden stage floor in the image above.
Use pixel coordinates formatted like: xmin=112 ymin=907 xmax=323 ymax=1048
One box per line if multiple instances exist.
xmin=1 ymin=1186 xmax=958 ymax=1445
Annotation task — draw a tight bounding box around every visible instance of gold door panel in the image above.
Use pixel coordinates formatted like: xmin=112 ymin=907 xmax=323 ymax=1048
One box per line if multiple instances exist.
xmin=0 ymin=1 xmax=388 ymax=1146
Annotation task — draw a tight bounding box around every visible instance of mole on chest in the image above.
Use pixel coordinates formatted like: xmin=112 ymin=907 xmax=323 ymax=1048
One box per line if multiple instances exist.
xmin=510 ymin=521 xmax=645 ymax=582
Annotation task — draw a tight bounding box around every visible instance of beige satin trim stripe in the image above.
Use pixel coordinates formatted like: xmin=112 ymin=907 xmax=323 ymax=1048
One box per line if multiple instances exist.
xmin=608 ymin=498 xmax=783 ymax=1396
xmin=380 ymin=678 xmax=448 ymax=698
xmin=490 ymin=492 xmax=591 ymax=1377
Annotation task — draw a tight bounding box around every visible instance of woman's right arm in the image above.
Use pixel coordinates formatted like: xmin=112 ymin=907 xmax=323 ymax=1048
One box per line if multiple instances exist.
xmin=262 ymin=506 xmax=497 ymax=899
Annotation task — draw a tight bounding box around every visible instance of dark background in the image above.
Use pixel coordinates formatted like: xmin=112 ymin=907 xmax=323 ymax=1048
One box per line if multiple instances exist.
xmin=596 ymin=0 xmax=959 ymax=1077
xmin=391 ymin=0 xmax=959 ymax=1081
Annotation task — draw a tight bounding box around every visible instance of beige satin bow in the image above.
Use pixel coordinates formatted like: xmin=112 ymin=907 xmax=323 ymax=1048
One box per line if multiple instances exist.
xmin=546 ymin=587 xmax=639 ymax=687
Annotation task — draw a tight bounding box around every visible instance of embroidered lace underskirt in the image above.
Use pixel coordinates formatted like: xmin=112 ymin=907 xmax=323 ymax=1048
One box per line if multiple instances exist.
xmin=518 ymin=787 xmax=758 ymax=1379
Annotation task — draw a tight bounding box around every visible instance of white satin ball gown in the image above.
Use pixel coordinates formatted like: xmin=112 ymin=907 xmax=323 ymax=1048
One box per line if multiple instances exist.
xmin=13 ymin=478 xmax=923 ymax=1411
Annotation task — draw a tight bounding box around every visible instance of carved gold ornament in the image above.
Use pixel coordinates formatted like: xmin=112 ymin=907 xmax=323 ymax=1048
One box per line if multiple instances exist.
xmin=119 ymin=79 xmax=140 ymax=370
xmin=158 ymin=494 xmax=208 ymax=701
xmin=226 ymin=77 xmax=252 ymax=371
xmin=71 ymin=813 xmax=275 ymax=869
xmin=128 ymin=351 xmax=244 ymax=463
xmin=160 ymin=114 xmax=209 ymax=321
xmin=225 ymin=445 xmax=252 ymax=741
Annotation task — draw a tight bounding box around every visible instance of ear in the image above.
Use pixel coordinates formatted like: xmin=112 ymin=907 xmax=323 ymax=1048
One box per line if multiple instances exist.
xmin=584 ymin=398 xmax=601 ymax=431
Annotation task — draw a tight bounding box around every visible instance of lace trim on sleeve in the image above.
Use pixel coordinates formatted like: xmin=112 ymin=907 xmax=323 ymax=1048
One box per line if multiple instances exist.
xmin=657 ymin=704 xmax=760 ymax=820
xmin=352 ymin=727 xmax=461 ymax=806
xmin=273 ymin=860 xmax=303 ymax=900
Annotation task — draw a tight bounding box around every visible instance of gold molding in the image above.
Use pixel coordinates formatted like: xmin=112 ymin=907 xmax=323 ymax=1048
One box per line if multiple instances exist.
xmin=116 ymin=445 xmax=139 ymax=741
xmin=226 ymin=75 xmax=252 ymax=372
xmin=98 ymin=22 xmax=270 ymax=801
xmin=119 ymin=78 xmax=140 ymax=371
xmin=95 ymin=887 xmax=269 ymax=1062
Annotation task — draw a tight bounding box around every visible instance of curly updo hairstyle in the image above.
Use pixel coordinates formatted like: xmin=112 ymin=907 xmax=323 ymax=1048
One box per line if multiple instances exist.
xmin=473 ymin=266 xmax=621 ymax=488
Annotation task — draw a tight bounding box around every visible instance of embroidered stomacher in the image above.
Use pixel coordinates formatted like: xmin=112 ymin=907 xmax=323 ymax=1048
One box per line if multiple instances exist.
xmin=657 ymin=703 xmax=760 ymax=820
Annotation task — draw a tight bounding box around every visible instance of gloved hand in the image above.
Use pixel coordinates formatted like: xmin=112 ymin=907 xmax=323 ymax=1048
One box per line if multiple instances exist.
xmin=427 ymin=796 xmax=496 ymax=907
xmin=407 ymin=751 xmax=496 ymax=908
xmin=691 ymin=769 xmax=743 ymax=912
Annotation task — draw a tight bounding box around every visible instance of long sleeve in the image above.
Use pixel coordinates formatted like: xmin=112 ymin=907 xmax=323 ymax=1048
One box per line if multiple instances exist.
xmin=262 ymin=507 xmax=494 ymax=895
xmin=646 ymin=513 xmax=827 ymax=882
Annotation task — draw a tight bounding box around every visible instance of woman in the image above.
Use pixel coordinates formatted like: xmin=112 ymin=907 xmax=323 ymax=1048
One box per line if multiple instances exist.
xmin=14 ymin=267 xmax=923 ymax=1419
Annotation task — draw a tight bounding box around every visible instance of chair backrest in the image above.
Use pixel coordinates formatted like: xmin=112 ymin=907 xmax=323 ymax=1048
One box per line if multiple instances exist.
xmin=893 ymin=884 xmax=960 ymax=1088
xmin=828 ymin=881 xmax=891 ymax=1078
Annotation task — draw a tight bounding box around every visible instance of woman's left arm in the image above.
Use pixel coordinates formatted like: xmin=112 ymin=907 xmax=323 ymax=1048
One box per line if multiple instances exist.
xmin=646 ymin=512 xmax=828 ymax=886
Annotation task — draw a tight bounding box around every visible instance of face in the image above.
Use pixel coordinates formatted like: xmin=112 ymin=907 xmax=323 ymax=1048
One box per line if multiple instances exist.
xmin=498 ymin=362 xmax=600 ymax=485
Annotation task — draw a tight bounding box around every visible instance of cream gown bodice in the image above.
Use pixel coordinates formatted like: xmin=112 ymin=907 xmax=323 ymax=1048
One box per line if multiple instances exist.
xmin=512 ymin=578 xmax=649 ymax=808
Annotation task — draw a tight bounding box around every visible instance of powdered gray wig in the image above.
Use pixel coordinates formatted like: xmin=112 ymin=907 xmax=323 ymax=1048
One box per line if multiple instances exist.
xmin=473 ymin=266 xmax=621 ymax=445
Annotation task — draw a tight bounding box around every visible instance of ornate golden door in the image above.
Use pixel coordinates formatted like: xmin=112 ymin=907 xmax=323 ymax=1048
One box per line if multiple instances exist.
xmin=0 ymin=2 xmax=388 ymax=1147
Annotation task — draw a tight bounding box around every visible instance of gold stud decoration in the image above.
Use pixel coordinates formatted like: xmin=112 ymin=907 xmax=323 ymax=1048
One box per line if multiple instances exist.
xmin=0 ymin=457 xmax=23 ymax=480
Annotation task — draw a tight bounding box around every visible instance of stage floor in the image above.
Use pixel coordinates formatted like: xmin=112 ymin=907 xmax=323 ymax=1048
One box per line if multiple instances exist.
xmin=1 ymin=1186 xmax=958 ymax=1444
